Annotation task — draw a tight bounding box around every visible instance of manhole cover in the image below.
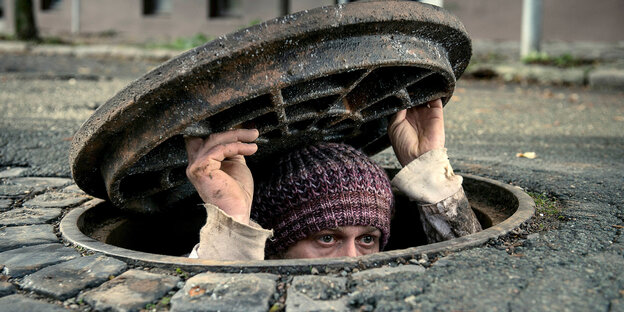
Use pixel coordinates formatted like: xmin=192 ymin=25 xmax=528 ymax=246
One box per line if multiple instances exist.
xmin=69 ymin=1 xmax=471 ymax=213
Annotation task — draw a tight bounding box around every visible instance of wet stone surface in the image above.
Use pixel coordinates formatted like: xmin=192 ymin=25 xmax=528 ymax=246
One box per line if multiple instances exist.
xmin=0 ymin=167 xmax=29 ymax=179
xmin=79 ymin=269 xmax=180 ymax=312
xmin=171 ymin=272 xmax=278 ymax=312
xmin=0 ymin=177 xmax=71 ymax=197
xmin=0 ymin=199 xmax=12 ymax=212
xmin=0 ymin=281 xmax=16 ymax=297
xmin=0 ymin=224 xmax=58 ymax=252
xmin=0 ymin=207 xmax=62 ymax=226
xmin=286 ymin=275 xmax=349 ymax=312
xmin=21 ymin=255 xmax=127 ymax=300
xmin=347 ymin=265 xmax=428 ymax=311
xmin=23 ymin=191 xmax=89 ymax=208
xmin=0 ymin=294 xmax=67 ymax=312
xmin=0 ymin=243 xmax=80 ymax=278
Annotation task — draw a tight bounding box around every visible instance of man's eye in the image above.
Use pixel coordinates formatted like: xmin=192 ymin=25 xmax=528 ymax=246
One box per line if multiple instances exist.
xmin=360 ymin=235 xmax=374 ymax=244
xmin=319 ymin=235 xmax=334 ymax=244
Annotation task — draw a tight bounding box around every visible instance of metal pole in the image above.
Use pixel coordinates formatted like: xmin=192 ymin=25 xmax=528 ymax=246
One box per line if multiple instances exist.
xmin=71 ymin=0 xmax=80 ymax=34
xmin=419 ymin=0 xmax=443 ymax=7
xmin=521 ymin=0 xmax=543 ymax=57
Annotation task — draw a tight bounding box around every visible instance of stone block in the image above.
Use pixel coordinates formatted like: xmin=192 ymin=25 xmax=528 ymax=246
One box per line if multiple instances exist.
xmin=61 ymin=184 xmax=87 ymax=195
xmin=589 ymin=68 xmax=624 ymax=89
xmin=0 ymin=243 xmax=80 ymax=277
xmin=348 ymin=265 xmax=428 ymax=311
xmin=10 ymin=177 xmax=72 ymax=189
xmin=286 ymin=275 xmax=349 ymax=312
xmin=23 ymin=192 xmax=89 ymax=208
xmin=0 ymin=199 xmax=12 ymax=212
xmin=0 ymin=167 xmax=29 ymax=178
xmin=351 ymin=265 xmax=425 ymax=282
xmin=21 ymin=255 xmax=127 ymax=300
xmin=0 ymin=224 xmax=58 ymax=252
xmin=0 ymin=281 xmax=16 ymax=297
xmin=0 ymin=207 xmax=62 ymax=226
xmin=0 ymin=177 xmax=71 ymax=197
xmin=171 ymin=272 xmax=278 ymax=312
xmin=79 ymin=269 xmax=179 ymax=312
xmin=0 ymin=294 xmax=67 ymax=312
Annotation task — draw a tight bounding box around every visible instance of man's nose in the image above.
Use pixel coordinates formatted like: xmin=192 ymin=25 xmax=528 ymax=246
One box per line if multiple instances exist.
xmin=339 ymin=242 xmax=359 ymax=257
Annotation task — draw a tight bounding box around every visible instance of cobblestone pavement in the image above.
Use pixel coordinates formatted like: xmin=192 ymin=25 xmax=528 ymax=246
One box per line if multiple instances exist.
xmin=1 ymin=56 xmax=624 ymax=311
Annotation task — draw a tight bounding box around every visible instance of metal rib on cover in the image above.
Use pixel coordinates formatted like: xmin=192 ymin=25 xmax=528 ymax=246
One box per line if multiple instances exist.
xmin=70 ymin=1 xmax=472 ymax=213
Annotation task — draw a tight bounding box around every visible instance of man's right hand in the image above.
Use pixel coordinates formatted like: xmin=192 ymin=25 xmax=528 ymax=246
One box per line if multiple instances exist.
xmin=184 ymin=129 xmax=259 ymax=225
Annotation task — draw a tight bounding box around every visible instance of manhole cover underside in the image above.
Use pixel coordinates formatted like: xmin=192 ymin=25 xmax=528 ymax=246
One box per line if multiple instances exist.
xmin=69 ymin=1 xmax=472 ymax=214
xmin=60 ymin=174 xmax=535 ymax=274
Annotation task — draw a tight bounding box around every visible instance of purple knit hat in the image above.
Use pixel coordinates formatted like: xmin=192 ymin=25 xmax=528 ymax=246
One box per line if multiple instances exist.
xmin=252 ymin=142 xmax=393 ymax=257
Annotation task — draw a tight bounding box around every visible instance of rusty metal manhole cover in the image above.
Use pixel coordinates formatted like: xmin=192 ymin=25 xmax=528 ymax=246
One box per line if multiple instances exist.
xmin=70 ymin=1 xmax=471 ymax=213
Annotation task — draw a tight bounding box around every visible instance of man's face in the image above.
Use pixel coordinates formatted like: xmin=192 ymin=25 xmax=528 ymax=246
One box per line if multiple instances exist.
xmin=282 ymin=225 xmax=381 ymax=259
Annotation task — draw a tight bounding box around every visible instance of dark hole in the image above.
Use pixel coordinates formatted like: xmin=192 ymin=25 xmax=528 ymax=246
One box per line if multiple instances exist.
xmin=83 ymin=175 xmax=506 ymax=257
xmin=288 ymin=119 xmax=315 ymax=132
xmin=208 ymin=94 xmax=273 ymax=132
xmin=315 ymin=116 xmax=343 ymax=129
xmin=406 ymin=73 xmax=450 ymax=104
xmin=119 ymin=171 xmax=163 ymax=198
xmin=81 ymin=199 xmax=205 ymax=256
xmin=241 ymin=112 xmax=279 ymax=132
xmin=360 ymin=96 xmax=405 ymax=120
xmin=259 ymin=129 xmax=282 ymax=140
xmin=167 ymin=166 xmax=187 ymax=185
xmin=344 ymin=66 xmax=429 ymax=111
xmin=284 ymin=95 xmax=339 ymax=120
xmin=282 ymin=70 xmax=364 ymax=105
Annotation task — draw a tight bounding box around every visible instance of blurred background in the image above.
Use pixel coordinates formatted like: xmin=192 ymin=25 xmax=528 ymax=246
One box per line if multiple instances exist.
xmin=1 ymin=0 xmax=622 ymax=46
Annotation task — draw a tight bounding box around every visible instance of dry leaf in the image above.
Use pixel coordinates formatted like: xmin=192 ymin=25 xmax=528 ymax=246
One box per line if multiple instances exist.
xmin=189 ymin=286 xmax=206 ymax=297
xmin=516 ymin=152 xmax=537 ymax=159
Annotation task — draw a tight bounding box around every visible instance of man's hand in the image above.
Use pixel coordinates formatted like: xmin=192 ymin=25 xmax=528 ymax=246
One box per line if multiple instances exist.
xmin=184 ymin=129 xmax=259 ymax=225
xmin=388 ymin=99 xmax=445 ymax=167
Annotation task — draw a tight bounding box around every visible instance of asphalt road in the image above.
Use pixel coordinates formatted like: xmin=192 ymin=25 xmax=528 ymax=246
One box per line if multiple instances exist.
xmin=1 ymin=54 xmax=623 ymax=310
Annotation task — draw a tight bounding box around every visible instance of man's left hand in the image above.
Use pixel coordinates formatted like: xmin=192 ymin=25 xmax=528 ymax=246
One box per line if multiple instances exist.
xmin=387 ymin=99 xmax=445 ymax=167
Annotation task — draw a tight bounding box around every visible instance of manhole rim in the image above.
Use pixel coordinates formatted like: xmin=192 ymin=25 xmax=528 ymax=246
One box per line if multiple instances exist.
xmin=60 ymin=173 xmax=535 ymax=274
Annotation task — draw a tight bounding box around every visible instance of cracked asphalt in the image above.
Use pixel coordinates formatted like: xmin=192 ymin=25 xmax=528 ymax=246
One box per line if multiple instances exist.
xmin=1 ymin=53 xmax=623 ymax=311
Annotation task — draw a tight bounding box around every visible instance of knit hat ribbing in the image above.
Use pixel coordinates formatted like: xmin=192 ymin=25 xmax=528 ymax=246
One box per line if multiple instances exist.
xmin=252 ymin=142 xmax=393 ymax=257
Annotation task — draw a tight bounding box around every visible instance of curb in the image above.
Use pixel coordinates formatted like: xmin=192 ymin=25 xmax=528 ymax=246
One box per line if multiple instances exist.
xmin=0 ymin=41 xmax=180 ymax=61
xmin=464 ymin=63 xmax=624 ymax=90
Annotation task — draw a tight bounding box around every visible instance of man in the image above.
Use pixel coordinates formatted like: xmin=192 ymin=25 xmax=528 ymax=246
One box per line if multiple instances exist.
xmin=185 ymin=99 xmax=481 ymax=260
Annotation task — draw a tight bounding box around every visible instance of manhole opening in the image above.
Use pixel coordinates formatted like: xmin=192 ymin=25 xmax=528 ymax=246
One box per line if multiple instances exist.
xmin=76 ymin=173 xmax=518 ymax=258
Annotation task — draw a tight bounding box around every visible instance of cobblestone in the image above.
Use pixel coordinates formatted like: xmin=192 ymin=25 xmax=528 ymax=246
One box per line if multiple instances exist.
xmin=588 ymin=68 xmax=624 ymax=90
xmin=23 ymin=191 xmax=89 ymax=208
xmin=79 ymin=269 xmax=179 ymax=312
xmin=0 ymin=243 xmax=80 ymax=277
xmin=0 ymin=199 xmax=12 ymax=212
xmin=0 ymin=167 xmax=29 ymax=178
xmin=0 ymin=177 xmax=72 ymax=197
xmin=0 ymin=294 xmax=66 ymax=312
xmin=60 ymin=184 xmax=87 ymax=194
xmin=21 ymin=255 xmax=127 ymax=300
xmin=0 ymin=207 xmax=62 ymax=226
xmin=0 ymin=281 xmax=16 ymax=297
xmin=170 ymin=272 xmax=278 ymax=312
xmin=348 ymin=265 xmax=428 ymax=311
xmin=0 ymin=224 xmax=58 ymax=252
xmin=286 ymin=275 xmax=349 ymax=312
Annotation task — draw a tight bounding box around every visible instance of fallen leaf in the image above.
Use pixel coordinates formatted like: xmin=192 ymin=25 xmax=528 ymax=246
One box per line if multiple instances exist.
xmin=516 ymin=152 xmax=537 ymax=159
xmin=612 ymin=225 xmax=624 ymax=229
xmin=189 ymin=286 xmax=206 ymax=297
